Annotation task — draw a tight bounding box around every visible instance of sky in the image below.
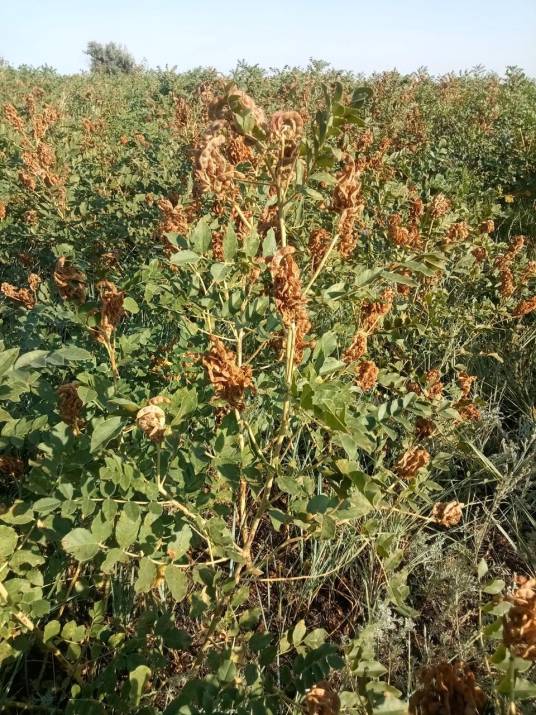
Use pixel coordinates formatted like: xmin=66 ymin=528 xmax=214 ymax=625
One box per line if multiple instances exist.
xmin=2 ymin=0 xmax=535 ymax=76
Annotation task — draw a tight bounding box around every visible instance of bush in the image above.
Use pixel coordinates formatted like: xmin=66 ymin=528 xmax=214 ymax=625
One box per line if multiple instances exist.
xmin=85 ymin=41 xmax=138 ymax=75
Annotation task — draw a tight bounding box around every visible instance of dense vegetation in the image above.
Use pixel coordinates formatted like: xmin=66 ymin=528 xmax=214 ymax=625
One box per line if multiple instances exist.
xmin=0 ymin=60 xmax=535 ymax=714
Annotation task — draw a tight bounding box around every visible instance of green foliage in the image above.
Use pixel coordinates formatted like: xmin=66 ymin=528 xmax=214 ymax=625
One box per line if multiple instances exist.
xmin=0 ymin=62 xmax=535 ymax=714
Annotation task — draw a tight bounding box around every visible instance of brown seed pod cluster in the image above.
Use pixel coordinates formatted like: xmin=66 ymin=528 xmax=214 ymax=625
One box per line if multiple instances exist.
xmin=93 ymin=280 xmax=125 ymax=343
xmin=155 ymin=198 xmax=189 ymax=256
xmin=431 ymin=500 xmax=463 ymax=527
xmin=409 ymin=661 xmax=486 ymax=715
xmin=202 ymin=337 xmax=254 ymax=410
xmin=196 ymin=128 xmax=236 ymax=198
xmin=444 ymin=221 xmax=470 ymax=245
xmin=0 ymin=455 xmax=25 ymax=478
xmin=472 ymin=246 xmax=487 ymax=263
xmin=53 ymin=256 xmax=87 ymax=303
xmin=458 ymin=371 xmax=476 ymax=398
xmin=269 ymin=246 xmax=311 ymax=364
xmin=456 ymin=401 xmax=482 ymax=422
xmin=332 ymin=156 xmax=364 ymax=257
xmin=57 ymin=382 xmax=84 ymax=434
xmin=479 ymin=219 xmax=494 ymax=234
xmin=396 ymin=447 xmax=430 ymax=480
xmin=388 ymin=212 xmax=420 ymax=248
xmin=1 ymin=273 xmax=40 ymax=309
xmin=360 ymin=288 xmax=394 ymax=333
xmin=513 ymin=296 xmax=536 ymax=318
xmin=425 ymin=369 xmax=443 ymax=400
xmin=503 ymin=576 xmax=536 ymax=661
xmin=343 ymin=330 xmax=367 ymax=363
xmin=355 ymin=359 xmax=378 ymax=391
xmin=429 ymin=193 xmax=451 ymax=218
xmin=308 ymin=228 xmax=332 ymax=271
xmin=303 ymin=681 xmax=340 ymax=715
xmin=0 ymin=201 xmax=7 ymax=220
xmin=136 ymin=404 xmax=166 ymax=443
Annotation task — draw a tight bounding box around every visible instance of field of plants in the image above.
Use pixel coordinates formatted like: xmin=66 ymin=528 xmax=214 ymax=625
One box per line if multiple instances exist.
xmin=0 ymin=60 xmax=535 ymax=714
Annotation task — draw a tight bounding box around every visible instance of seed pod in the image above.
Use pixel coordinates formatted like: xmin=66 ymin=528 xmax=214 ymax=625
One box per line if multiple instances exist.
xmin=136 ymin=405 xmax=166 ymax=442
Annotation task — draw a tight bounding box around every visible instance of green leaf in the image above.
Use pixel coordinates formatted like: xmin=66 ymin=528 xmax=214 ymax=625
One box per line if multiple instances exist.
xmin=0 ymin=525 xmax=18 ymax=560
xmin=62 ymin=528 xmax=99 ymax=562
xmin=477 ymin=558 xmax=488 ymax=580
xmin=165 ymin=566 xmax=188 ymax=602
xmin=135 ymin=558 xmax=156 ymax=593
xmin=129 ymin=665 xmax=151 ymax=706
xmin=43 ymin=620 xmax=61 ymax=643
xmin=123 ymin=296 xmax=139 ymax=314
xmin=292 ymin=619 xmax=306 ymax=646
xmin=190 ymin=218 xmax=211 ymax=253
xmin=90 ymin=416 xmax=123 ymax=453
xmin=262 ymin=228 xmax=277 ymax=257
xmin=223 ymin=224 xmax=238 ymax=260
xmin=115 ymin=509 xmax=140 ymax=549
xmin=170 ymin=250 xmax=201 ymax=265
xmin=483 ymin=578 xmax=505 ymax=595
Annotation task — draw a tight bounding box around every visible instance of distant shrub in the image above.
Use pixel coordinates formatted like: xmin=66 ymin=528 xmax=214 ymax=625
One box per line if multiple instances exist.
xmin=85 ymin=41 xmax=138 ymax=75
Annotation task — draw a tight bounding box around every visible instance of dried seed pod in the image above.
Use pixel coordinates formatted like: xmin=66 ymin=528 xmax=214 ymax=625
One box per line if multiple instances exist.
xmin=53 ymin=256 xmax=87 ymax=303
xmin=95 ymin=280 xmax=125 ymax=342
xmin=429 ymin=193 xmax=450 ymax=218
xmin=269 ymin=246 xmax=311 ymax=364
xmin=304 ymin=681 xmax=340 ymax=715
xmin=503 ymin=576 xmax=536 ymax=661
xmin=458 ymin=371 xmax=476 ymax=397
xmin=0 ymin=201 xmax=7 ymax=220
xmin=196 ymin=130 xmax=236 ymax=198
xmin=409 ymin=661 xmax=486 ymax=715
xmin=499 ymin=267 xmax=515 ymax=298
xmin=57 ymin=382 xmax=84 ymax=434
xmin=136 ymin=405 xmax=166 ymax=442
xmin=444 ymin=221 xmax=470 ymax=244
xmin=472 ymin=246 xmax=487 ymax=263
xmin=270 ymin=110 xmax=304 ymax=142
xmin=456 ymin=400 xmax=481 ymax=422
xmin=431 ymin=501 xmax=463 ymax=527
xmin=343 ymin=331 xmax=367 ymax=363
xmin=309 ymin=228 xmax=331 ymax=271
xmin=360 ymin=289 xmax=394 ymax=333
xmin=396 ymin=447 xmax=430 ymax=480
xmin=1 ymin=282 xmax=36 ymax=309
xmin=202 ymin=337 xmax=254 ymax=410
xmin=480 ymin=219 xmax=494 ymax=234
xmin=355 ymin=359 xmax=378 ymax=391
xmin=513 ymin=296 xmax=536 ymax=318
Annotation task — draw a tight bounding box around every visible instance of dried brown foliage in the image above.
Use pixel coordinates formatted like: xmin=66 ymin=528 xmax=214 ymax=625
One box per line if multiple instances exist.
xmin=343 ymin=331 xmax=367 ymax=363
xmin=309 ymin=228 xmax=331 ymax=271
xmin=415 ymin=417 xmax=436 ymax=440
xmin=269 ymin=246 xmax=311 ymax=363
xmin=409 ymin=661 xmax=486 ymax=714
xmin=53 ymin=256 xmax=87 ymax=303
xmin=396 ymin=447 xmax=430 ymax=480
xmin=503 ymin=577 xmax=536 ymax=661
xmin=304 ymin=681 xmax=340 ymax=715
xmin=355 ymin=360 xmax=378 ymax=390
xmin=432 ymin=501 xmax=463 ymax=527
xmin=513 ymin=296 xmax=536 ymax=318
xmin=1 ymin=282 xmax=36 ymax=309
xmin=57 ymin=382 xmax=84 ymax=434
xmin=93 ymin=280 xmax=125 ymax=343
xmin=360 ymin=289 xmax=394 ymax=333
xmin=429 ymin=193 xmax=450 ymax=218
xmin=202 ymin=337 xmax=254 ymax=410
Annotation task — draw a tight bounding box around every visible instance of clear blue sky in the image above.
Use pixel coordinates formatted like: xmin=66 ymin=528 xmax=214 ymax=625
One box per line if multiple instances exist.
xmin=2 ymin=0 xmax=535 ymax=76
